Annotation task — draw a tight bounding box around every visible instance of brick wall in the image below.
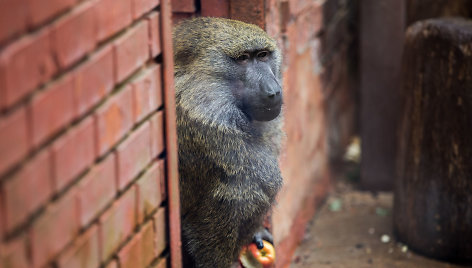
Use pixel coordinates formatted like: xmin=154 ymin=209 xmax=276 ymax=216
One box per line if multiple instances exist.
xmin=0 ymin=1 xmax=179 ymax=267
xmin=268 ymin=1 xmax=358 ymax=266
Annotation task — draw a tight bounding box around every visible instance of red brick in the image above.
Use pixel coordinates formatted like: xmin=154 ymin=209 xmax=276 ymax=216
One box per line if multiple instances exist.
xmin=99 ymin=188 xmax=136 ymax=261
xmin=27 ymin=0 xmax=75 ymax=27
xmin=78 ymin=154 xmax=117 ymax=226
xmin=114 ymin=21 xmax=149 ymax=83
xmin=149 ymin=111 xmax=165 ymax=159
xmin=116 ymin=220 xmax=155 ymax=268
xmin=31 ymin=191 xmax=79 ymax=267
xmin=51 ymin=1 xmax=97 ymax=69
xmin=0 ymin=29 xmax=57 ymax=109
xmin=290 ymin=0 xmax=323 ymax=17
xmin=1 ymin=235 xmax=30 ymax=268
xmin=230 ymin=0 xmax=265 ymax=29
xmin=3 ymin=150 xmax=53 ymax=233
xmin=116 ymin=123 xmax=152 ymax=190
xmin=292 ymin=6 xmax=322 ymax=49
xmin=29 ymin=75 xmax=75 ymax=148
xmin=147 ymin=12 xmax=161 ymax=58
xmin=57 ymin=225 xmax=100 ymax=268
xmin=51 ymin=117 xmax=95 ymax=191
xmin=151 ymin=258 xmax=167 ymax=268
xmin=172 ymin=12 xmax=194 ymax=24
xmin=201 ymin=0 xmax=229 ymax=17
xmin=132 ymin=0 xmax=159 ymax=19
xmin=265 ymin=0 xmax=282 ymax=38
xmin=74 ymin=45 xmax=115 ymax=117
xmin=94 ymin=86 xmax=133 ymax=156
xmin=140 ymin=221 xmax=155 ymax=266
xmin=132 ymin=65 xmax=162 ymax=123
xmin=117 ymin=232 xmax=142 ymax=268
xmin=171 ymin=0 xmax=195 ymax=12
xmin=136 ymin=162 xmax=162 ymax=223
xmin=158 ymin=160 xmax=166 ymax=202
xmin=153 ymin=208 xmax=166 ymax=255
xmin=0 ymin=108 xmax=29 ymax=176
xmin=96 ymin=0 xmax=133 ymax=41
xmin=0 ymin=0 xmax=27 ymax=44
xmin=104 ymin=259 xmax=118 ymax=268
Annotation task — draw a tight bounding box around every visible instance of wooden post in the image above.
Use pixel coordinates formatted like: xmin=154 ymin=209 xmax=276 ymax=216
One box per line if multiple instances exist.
xmin=162 ymin=0 xmax=183 ymax=267
xmin=406 ymin=0 xmax=472 ymax=26
xmin=394 ymin=18 xmax=472 ymax=264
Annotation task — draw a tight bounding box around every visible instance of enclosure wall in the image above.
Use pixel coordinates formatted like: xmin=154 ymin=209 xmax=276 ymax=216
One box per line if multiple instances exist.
xmin=0 ymin=1 xmax=178 ymax=267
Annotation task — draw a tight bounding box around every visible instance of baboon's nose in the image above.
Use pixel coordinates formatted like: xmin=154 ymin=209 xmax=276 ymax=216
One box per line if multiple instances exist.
xmin=261 ymin=78 xmax=282 ymax=104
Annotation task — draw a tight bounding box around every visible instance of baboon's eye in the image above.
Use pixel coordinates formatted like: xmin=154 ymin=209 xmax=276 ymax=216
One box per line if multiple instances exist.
xmin=256 ymin=50 xmax=270 ymax=61
xmin=235 ymin=53 xmax=250 ymax=63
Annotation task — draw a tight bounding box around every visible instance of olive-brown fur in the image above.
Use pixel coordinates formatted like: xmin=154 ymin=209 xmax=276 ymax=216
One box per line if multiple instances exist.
xmin=173 ymin=17 xmax=283 ymax=268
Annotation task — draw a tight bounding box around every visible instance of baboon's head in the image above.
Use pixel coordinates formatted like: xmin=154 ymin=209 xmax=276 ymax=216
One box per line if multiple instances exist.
xmin=173 ymin=17 xmax=283 ymax=123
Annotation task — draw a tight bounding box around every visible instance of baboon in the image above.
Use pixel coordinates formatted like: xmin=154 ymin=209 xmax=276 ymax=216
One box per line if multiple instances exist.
xmin=173 ymin=17 xmax=283 ymax=268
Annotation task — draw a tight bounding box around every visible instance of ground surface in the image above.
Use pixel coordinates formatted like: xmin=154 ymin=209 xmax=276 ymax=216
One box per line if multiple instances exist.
xmin=290 ymin=181 xmax=470 ymax=268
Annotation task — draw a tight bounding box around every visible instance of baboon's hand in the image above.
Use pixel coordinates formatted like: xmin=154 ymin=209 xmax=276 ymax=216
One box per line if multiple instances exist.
xmin=252 ymin=227 xmax=273 ymax=249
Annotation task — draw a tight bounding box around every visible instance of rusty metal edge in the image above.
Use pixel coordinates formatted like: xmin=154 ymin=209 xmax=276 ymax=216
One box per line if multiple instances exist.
xmin=161 ymin=0 xmax=182 ymax=267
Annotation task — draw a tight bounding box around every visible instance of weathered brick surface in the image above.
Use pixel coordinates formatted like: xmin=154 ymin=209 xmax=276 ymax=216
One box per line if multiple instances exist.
xmin=27 ymin=0 xmax=75 ymax=27
xmin=172 ymin=12 xmax=194 ymax=24
xmin=51 ymin=117 xmax=96 ymax=191
xmin=133 ymin=0 xmax=160 ymax=19
xmin=99 ymin=188 xmax=136 ymax=262
xmin=1 ymin=235 xmax=30 ymax=268
xmin=153 ymin=208 xmax=167 ymax=256
xmin=57 ymin=225 xmax=100 ymax=268
xmin=147 ymin=12 xmax=162 ymax=58
xmin=201 ymin=0 xmax=229 ymax=17
xmin=3 ymin=151 xmax=52 ymax=233
xmin=0 ymin=108 xmax=30 ymax=176
xmin=158 ymin=160 xmax=167 ymax=202
xmin=104 ymin=259 xmax=119 ymax=268
xmin=117 ymin=220 xmax=155 ymax=268
xmin=171 ymin=0 xmax=195 ymax=13
xmin=50 ymin=0 xmax=97 ymax=69
xmin=74 ymin=45 xmax=115 ymax=117
xmin=96 ymin=0 xmax=133 ymax=41
xmin=140 ymin=221 xmax=156 ymax=266
xmin=230 ymin=0 xmax=266 ymax=29
xmin=136 ymin=162 xmax=162 ymax=223
xmin=116 ymin=122 xmax=152 ymax=190
xmin=0 ymin=0 xmax=171 ymax=267
xmin=151 ymin=258 xmax=167 ymax=268
xmin=31 ymin=191 xmax=79 ymax=267
xmin=132 ymin=64 xmax=162 ymax=123
xmin=94 ymin=85 xmax=134 ymax=156
xmin=117 ymin=230 xmax=142 ymax=268
xmin=78 ymin=154 xmax=117 ymax=226
xmin=29 ymin=74 xmax=75 ymax=148
xmin=114 ymin=21 xmax=150 ymax=83
xmin=149 ymin=112 xmax=165 ymax=158
xmin=0 ymin=0 xmax=27 ymax=45
xmin=0 ymin=29 xmax=57 ymax=109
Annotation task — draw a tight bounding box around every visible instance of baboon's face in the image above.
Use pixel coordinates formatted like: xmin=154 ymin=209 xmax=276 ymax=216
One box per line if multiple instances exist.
xmin=229 ymin=49 xmax=282 ymax=122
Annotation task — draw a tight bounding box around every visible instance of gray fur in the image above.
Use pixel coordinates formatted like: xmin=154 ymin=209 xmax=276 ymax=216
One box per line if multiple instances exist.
xmin=173 ymin=17 xmax=283 ymax=268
